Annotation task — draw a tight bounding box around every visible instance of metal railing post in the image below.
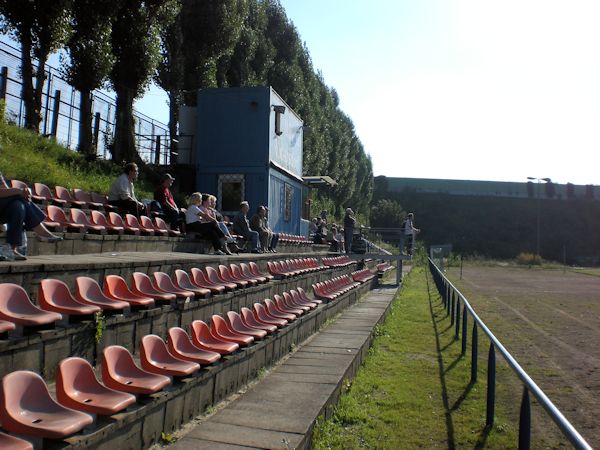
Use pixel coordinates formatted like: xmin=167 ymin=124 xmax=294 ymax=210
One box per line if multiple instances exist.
xmin=455 ymin=296 xmax=460 ymax=338
xmin=519 ymin=387 xmax=531 ymax=450
xmin=461 ymin=305 xmax=467 ymax=354
xmin=450 ymin=291 xmax=455 ymax=325
xmin=471 ymin=322 xmax=478 ymax=383
xmin=486 ymin=343 xmax=496 ymax=426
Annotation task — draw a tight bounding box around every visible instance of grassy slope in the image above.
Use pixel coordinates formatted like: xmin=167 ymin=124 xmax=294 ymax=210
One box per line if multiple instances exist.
xmin=0 ymin=118 xmax=152 ymax=197
xmin=312 ymin=267 xmax=520 ymax=449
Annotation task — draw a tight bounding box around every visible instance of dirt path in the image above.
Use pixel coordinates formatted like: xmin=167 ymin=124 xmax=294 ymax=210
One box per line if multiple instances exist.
xmin=448 ymin=266 xmax=600 ymax=448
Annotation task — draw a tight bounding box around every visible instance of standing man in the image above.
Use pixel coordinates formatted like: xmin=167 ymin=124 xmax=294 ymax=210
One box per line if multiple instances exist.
xmin=400 ymin=212 xmax=420 ymax=256
xmin=233 ymin=201 xmax=260 ymax=253
xmin=343 ymin=208 xmax=356 ymax=254
xmin=108 ymin=162 xmax=146 ymax=217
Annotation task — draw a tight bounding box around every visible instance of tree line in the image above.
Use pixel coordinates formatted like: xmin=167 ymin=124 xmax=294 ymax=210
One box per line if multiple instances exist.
xmin=0 ymin=0 xmax=373 ymax=217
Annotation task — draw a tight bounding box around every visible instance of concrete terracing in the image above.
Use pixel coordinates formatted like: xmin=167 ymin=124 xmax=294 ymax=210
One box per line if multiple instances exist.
xmin=167 ymin=284 xmax=400 ymax=450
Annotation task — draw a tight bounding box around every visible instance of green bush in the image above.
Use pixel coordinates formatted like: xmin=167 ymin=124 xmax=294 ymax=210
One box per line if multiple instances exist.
xmin=515 ymin=252 xmax=542 ymax=266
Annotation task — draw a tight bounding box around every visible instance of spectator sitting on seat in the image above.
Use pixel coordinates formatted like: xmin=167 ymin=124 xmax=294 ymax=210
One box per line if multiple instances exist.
xmin=313 ymin=217 xmax=326 ymax=244
xmin=250 ymin=206 xmax=272 ymax=252
xmin=308 ymin=217 xmax=318 ymax=236
xmin=153 ymin=173 xmax=184 ymax=231
xmin=185 ymin=192 xmax=231 ymax=255
xmin=232 ymin=201 xmax=261 ymax=253
xmin=335 ymin=226 xmax=344 ymax=253
xmin=107 ymin=162 xmax=147 ymax=218
xmin=328 ymin=224 xmax=340 ymax=252
xmin=0 ymin=172 xmax=63 ymax=261
xmin=263 ymin=207 xmax=279 ymax=252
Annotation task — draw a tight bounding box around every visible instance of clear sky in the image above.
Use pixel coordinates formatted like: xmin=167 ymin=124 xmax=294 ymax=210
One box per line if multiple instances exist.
xmin=10 ymin=1 xmax=599 ymax=185
xmin=274 ymin=0 xmax=600 ymax=185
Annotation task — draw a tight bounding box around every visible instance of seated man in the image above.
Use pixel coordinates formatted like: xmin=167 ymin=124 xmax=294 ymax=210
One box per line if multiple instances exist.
xmin=107 ymin=162 xmax=146 ymax=217
xmin=232 ymin=201 xmax=260 ymax=253
xmin=263 ymin=207 xmax=279 ymax=252
xmin=249 ymin=206 xmax=271 ymax=252
xmin=153 ymin=173 xmax=184 ymax=231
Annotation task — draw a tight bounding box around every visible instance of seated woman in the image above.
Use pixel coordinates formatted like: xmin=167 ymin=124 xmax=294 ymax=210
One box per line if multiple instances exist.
xmin=207 ymin=195 xmax=241 ymax=252
xmin=0 ymin=173 xmax=62 ymax=261
xmin=185 ymin=192 xmax=231 ymax=255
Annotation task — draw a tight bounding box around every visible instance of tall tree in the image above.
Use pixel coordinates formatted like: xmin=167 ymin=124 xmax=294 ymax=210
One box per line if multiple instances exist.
xmin=63 ymin=0 xmax=117 ymax=158
xmin=109 ymin=0 xmax=179 ymax=163
xmin=0 ymin=0 xmax=71 ymax=131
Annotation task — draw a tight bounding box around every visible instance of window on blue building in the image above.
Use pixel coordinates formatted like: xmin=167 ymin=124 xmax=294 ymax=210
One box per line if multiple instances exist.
xmin=218 ymin=174 xmax=245 ymax=214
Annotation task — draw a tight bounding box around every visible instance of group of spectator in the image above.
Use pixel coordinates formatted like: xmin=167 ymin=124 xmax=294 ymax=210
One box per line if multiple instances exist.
xmin=309 ymin=207 xmax=355 ymax=254
xmin=232 ymin=202 xmax=279 ymax=254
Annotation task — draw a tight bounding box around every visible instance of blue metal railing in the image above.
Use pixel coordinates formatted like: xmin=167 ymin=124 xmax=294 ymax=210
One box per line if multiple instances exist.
xmin=428 ymin=258 xmax=591 ymax=450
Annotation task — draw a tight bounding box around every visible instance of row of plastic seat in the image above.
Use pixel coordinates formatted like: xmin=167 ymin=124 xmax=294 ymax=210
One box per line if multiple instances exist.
xmin=312 ymin=274 xmax=362 ymax=302
xmin=266 ymin=258 xmax=326 ymax=279
xmin=322 ymin=255 xmax=356 ymax=267
xmin=376 ymin=262 xmax=393 ymax=275
xmin=278 ymin=233 xmax=311 ymax=245
xmin=0 ymin=287 xmax=320 ymax=444
xmin=351 ymin=269 xmax=376 ymax=283
xmin=11 ymin=179 xmax=115 ymax=212
xmin=43 ymin=205 xmax=180 ymax=236
xmin=0 ymin=263 xmax=276 ymax=332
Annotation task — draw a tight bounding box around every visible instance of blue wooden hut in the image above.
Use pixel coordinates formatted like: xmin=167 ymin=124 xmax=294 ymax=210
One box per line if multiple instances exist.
xmin=193 ymin=86 xmax=305 ymax=234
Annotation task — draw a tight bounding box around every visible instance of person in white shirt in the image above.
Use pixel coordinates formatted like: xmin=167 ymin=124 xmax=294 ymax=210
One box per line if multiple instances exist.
xmin=107 ymin=162 xmax=146 ymax=217
xmin=400 ymin=212 xmax=420 ymax=255
xmin=185 ymin=192 xmax=231 ymax=255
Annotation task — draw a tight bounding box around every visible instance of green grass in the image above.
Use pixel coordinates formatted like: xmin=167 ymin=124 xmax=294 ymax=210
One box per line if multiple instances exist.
xmin=0 ymin=109 xmax=153 ymax=197
xmin=312 ymin=266 xmax=520 ymax=449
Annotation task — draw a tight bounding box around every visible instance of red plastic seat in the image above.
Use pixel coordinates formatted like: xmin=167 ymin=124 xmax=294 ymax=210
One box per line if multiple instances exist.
xmin=56 ymin=357 xmax=136 ymax=415
xmin=190 ymin=268 xmax=227 ymax=294
xmin=140 ymin=334 xmax=200 ymax=377
xmin=103 ymin=275 xmax=155 ymax=308
xmin=282 ymin=291 xmax=310 ymax=312
xmin=205 ymin=266 xmax=237 ymax=291
xmin=102 ymin=346 xmax=171 ymax=394
xmin=55 ymin=186 xmax=86 ymax=208
xmin=73 ymin=189 xmax=103 ymax=209
xmin=46 ymin=205 xmax=86 ymax=232
xmin=38 ymin=279 xmax=101 ymax=316
xmin=267 ymin=261 xmax=287 ymax=279
xmin=264 ymin=298 xmax=296 ymax=321
xmin=173 ymin=270 xmax=211 ymax=298
xmin=34 ymin=182 xmax=67 ymax=206
xmin=0 ymin=370 xmax=93 ymax=439
xmin=108 ymin=212 xmax=139 ymax=234
xmin=0 ymin=284 xmax=62 ymax=326
xmin=229 ymin=264 xmax=259 ymax=286
xmin=131 ymin=272 xmax=176 ymax=302
xmin=90 ymin=210 xmax=124 ymax=234
xmin=297 ymin=286 xmax=322 ymax=305
xmin=218 ymin=265 xmax=248 ymax=289
xmin=126 ymin=214 xmax=154 ymax=235
xmin=0 ymin=320 xmax=16 ymax=335
xmin=167 ymin=327 xmax=221 ymax=365
xmin=226 ymin=311 xmax=267 ymax=340
xmin=249 ymin=261 xmax=274 ymax=281
xmin=211 ymin=315 xmax=254 ymax=346
xmin=190 ymin=320 xmax=239 ymax=355
xmin=155 ymin=217 xmax=181 ymax=237
xmin=71 ymin=208 xmax=105 ymax=233
xmin=240 ymin=307 xmax=277 ymax=334
xmin=90 ymin=192 xmax=117 ymax=212
xmin=141 ymin=215 xmax=166 ymax=236
xmin=152 ymin=272 xmax=195 ymax=300
xmin=240 ymin=263 xmax=267 ymax=283
xmin=0 ymin=431 xmax=33 ymax=450
xmin=253 ymin=303 xmax=287 ymax=327
xmin=290 ymin=289 xmax=318 ymax=309
xmin=272 ymin=295 xmax=302 ymax=317
xmin=74 ymin=277 xmax=130 ymax=312
xmin=11 ymin=179 xmax=42 ymax=204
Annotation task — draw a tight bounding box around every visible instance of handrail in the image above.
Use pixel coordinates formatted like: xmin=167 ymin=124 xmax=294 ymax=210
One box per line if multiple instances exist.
xmin=428 ymin=258 xmax=591 ymax=450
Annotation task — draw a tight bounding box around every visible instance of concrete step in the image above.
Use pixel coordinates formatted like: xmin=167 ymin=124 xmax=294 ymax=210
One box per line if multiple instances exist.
xmin=167 ymin=284 xmax=400 ymax=450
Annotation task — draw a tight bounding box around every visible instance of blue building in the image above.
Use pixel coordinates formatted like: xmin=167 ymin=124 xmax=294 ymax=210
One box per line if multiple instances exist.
xmin=190 ymin=86 xmax=305 ymax=234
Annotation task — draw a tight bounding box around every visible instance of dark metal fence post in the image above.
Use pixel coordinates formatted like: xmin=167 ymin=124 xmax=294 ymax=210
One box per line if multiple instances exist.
xmin=42 ymin=72 xmax=52 ymax=135
xmin=93 ymin=112 xmax=101 ymax=153
xmin=486 ymin=343 xmax=496 ymax=426
xmin=154 ymin=135 xmax=161 ymax=165
xmin=462 ymin=306 xmax=468 ymax=354
xmin=455 ymin=297 xmax=460 ymax=338
xmin=50 ymin=89 xmax=60 ymax=137
xmin=0 ymin=66 xmax=7 ymax=100
xmin=471 ymin=322 xmax=478 ymax=383
xmin=450 ymin=291 xmax=455 ymax=325
xmin=519 ymin=387 xmax=531 ymax=450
